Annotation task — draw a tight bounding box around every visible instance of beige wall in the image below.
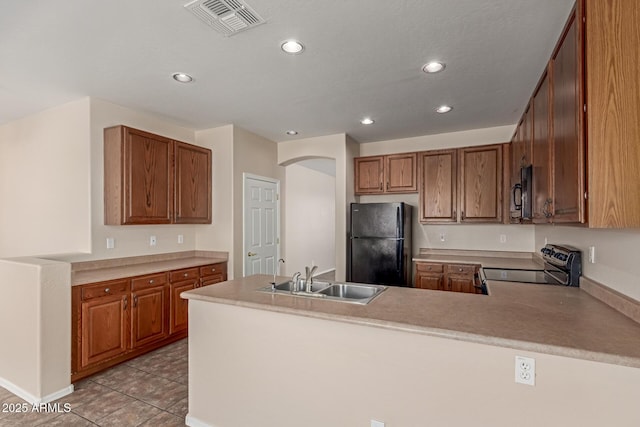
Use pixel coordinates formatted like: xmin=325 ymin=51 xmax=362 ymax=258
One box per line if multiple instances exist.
xmin=0 ymin=258 xmax=71 ymax=403
xmin=84 ymin=98 xmax=199 ymax=261
xmin=284 ymin=164 xmax=335 ymax=276
xmin=278 ymin=133 xmax=356 ymax=281
xmin=232 ymin=127 xmax=284 ymax=279
xmin=0 ymin=98 xmax=91 ymax=258
xmin=188 ymin=301 xmax=640 ymax=427
xmin=195 ymin=125 xmax=235 ymax=276
xmin=536 ymin=226 xmax=640 ymax=301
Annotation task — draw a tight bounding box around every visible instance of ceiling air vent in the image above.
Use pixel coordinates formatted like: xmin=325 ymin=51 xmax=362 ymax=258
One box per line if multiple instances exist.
xmin=184 ymin=0 xmax=265 ymax=36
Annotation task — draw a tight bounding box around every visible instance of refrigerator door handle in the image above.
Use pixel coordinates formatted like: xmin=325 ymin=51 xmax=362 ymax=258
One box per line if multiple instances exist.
xmin=396 ymin=240 xmax=402 ymax=274
xmin=396 ymin=206 xmax=401 ymax=238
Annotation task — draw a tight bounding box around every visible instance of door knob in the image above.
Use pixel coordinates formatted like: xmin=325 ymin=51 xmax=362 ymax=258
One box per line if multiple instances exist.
xmin=247 ymin=252 xmax=258 ymax=257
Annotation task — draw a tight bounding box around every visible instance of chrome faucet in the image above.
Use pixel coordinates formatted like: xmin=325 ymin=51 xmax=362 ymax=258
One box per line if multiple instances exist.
xmin=304 ymin=265 xmax=318 ymax=293
xmin=273 ymin=258 xmax=285 ymax=285
xmin=291 ymin=272 xmax=302 ymax=292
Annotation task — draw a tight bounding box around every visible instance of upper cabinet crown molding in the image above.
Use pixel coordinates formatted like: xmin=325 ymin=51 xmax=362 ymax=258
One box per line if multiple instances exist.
xmin=104 ymin=125 xmax=212 ymax=225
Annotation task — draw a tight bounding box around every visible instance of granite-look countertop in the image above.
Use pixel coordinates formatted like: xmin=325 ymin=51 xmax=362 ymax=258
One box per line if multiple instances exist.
xmin=412 ymin=249 xmax=544 ymax=270
xmin=71 ymin=255 xmax=227 ymax=286
xmin=183 ymin=274 xmax=640 ymax=368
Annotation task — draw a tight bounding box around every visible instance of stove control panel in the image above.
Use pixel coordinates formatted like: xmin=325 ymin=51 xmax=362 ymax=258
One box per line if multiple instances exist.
xmin=540 ymin=244 xmax=582 ymax=286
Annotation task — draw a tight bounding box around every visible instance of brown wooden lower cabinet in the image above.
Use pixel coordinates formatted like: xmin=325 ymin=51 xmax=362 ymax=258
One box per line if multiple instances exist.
xmin=414 ymin=262 xmax=482 ymax=294
xmin=199 ymin=263 xmax=227 ymax=287
xmin=71 ymin=261 xmax=228 ymax=382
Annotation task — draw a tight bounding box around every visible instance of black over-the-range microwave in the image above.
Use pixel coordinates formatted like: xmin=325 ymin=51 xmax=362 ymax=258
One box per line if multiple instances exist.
xmin=512 ymin=164 xmax=533 ymax=220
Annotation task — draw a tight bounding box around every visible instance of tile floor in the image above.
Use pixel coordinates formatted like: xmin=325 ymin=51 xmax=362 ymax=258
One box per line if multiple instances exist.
xmin=0 ymin=339 xmax=188 ymax=427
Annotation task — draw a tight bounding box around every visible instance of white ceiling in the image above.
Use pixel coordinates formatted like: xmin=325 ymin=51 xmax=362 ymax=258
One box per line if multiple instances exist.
xmin=0 ymin=0 xmax=575 ymax=143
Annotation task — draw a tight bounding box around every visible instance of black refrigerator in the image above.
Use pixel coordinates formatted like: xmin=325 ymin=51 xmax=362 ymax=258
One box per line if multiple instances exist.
xmin=348 ymin=202 xmax=412 ymax=286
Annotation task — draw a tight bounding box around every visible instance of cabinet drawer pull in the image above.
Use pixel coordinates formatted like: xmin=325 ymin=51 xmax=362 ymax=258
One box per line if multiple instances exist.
xmin=133 ymin=295 xmax=138 ymax=307
xmin=104 ymin=288 xmax=110 ymax=293
xmin=211 ymin=268 xmax=216 ymax=272
xmin=149 ymin=279 xmax=154 ymax=284
xmin=184 ymin=273 xmax=189 ymax=277
xmin=459 ymin=268 xmax=463 ymax=272
xmin=428 ymin=266 xmax=432 ymax=270
xmin=123 ymin=296 xmax=128 ymax=310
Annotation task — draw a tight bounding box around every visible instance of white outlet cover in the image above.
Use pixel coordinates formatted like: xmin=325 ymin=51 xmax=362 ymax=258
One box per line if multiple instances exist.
xmin=371 ymin=421 xmax=385 ymax=427
xmin=515 ymin=356 xmax=535 ymax=386
xmin=106 ymin=237 xmax=115 ymax=249
xmin=150 ymin=236 xmax=157 ymax=246
xmin=500 ymin=234 xmax=507 ymax=243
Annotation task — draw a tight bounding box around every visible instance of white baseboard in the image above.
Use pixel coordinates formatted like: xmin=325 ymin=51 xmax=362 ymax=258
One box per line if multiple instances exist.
xmin=0 ymin=378 xmax=74 ymax=405
xmin=186 ymin=413 xmax=217 ymax=427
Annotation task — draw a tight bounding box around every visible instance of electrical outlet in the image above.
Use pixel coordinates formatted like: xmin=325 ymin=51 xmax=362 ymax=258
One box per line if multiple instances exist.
xmin=439 ymin=232 xmax=446 ymax=242
xmin=515 ymin=356 xmax=535 ymax=386
xmin=106 ymin=238 xmax=115 ymax=249
xmin=149 ymin=235 xmax=157 ymax=246
xmin=371 ymin=420 xmax=385 ymax=427
xmin=588 ymin=246 xmax=596 ymax=264
xmin=500 ymin=234 xmax=507 ymax=243
xmin=178 ymin=234 xmax=184 ymax=244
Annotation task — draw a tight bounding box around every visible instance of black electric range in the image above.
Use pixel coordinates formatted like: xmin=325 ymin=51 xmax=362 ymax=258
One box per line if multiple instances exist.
xmin=480 ymin=244 xmax=582 ymax=291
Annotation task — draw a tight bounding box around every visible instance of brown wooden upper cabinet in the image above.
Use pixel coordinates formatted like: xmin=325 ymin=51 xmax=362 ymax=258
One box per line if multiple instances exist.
xmin=459 ymin=145 xmax=503 ymax=223
xmin=419 ymin=150 xmax=457 ymax=223
xmin=532 ymin=69 xmax=553 ymax=223
xmin=354 ymin=153 xmax=417 ymax=195
xmin=419 ymin=144 xmax=504 ymax=224
xmin=174 ymin=141 xmax=212 ymax=224
xmin=510 ymin=0 xmax=640 ymax=227
xmin=104 ymin=125 xmax=212 ymax=225
xmin=551 ymin=7 xmax=585 ymax=224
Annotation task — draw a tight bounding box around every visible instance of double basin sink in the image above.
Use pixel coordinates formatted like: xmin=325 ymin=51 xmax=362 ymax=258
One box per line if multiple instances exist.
xmin=259 ymin=280 xmax=386 ymax=305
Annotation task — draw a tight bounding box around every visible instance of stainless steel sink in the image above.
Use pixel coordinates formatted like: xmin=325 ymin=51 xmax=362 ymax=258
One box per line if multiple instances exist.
xmin=273 ymin=280 xmax=331 ymax=293
xmin=317 ymin=283 xmax=381 ymax=300
xmin=259 ymin=281 xmax=386 ymax=305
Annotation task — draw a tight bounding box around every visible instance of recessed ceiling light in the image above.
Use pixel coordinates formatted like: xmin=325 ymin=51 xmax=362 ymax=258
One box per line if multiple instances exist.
xmin=436 ymin=105 xmax=453 ymax=114
xmin=422 ymin=61 xmax=446 ymax=73
xmin=172 ymin=73 xmax=193 ymax=83
xmin=286 ymin=130 xmax=298 ymax=135
xmin=281 ymin=40 xmax=305 ymax=54
xmin=360 ymin=117 xmax=375 ymax=125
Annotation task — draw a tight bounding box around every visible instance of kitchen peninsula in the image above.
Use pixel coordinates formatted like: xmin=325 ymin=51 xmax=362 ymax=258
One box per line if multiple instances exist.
xmin=183 ymin=272 xmax=640 ymax=427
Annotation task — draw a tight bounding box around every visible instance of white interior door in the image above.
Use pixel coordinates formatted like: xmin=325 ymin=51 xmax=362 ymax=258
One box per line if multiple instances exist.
xmin=243 ymin=175 xmax=279 ymax=277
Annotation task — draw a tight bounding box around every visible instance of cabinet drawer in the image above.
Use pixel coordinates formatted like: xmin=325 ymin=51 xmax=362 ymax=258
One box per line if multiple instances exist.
xmin=446 ymin=264 xmax=477 ymax=276
xmin=199 ymin=263 xmax=224 ymax=278
xmin=170 ymin=268 xmax=199 ymax=283
xmin=201 ymin=274 xmax=225 ymax=287
xmin=131 ymin=273 xmax=167 ymax=290
xmin=81 ymin=279 xmax=129 ymax=301
xmin=415 ymin=262 xmax=444 ymax=273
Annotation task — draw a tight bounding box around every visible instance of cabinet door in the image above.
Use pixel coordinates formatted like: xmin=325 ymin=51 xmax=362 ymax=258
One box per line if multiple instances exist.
xmin=415 ymin=273 xmax=444 ymax=290
xmin=170 ymin=281 xmax=196 ymax=334
xmin=532 ymin=70 xmax=553 ymax=223
xmin=459 ymin=145 xmax=503 ymax=223
xmin=80 ymin=294 xmax=128 ymax=369
xmin=385 ymin=153 xmax=417 ymax=193
xmin=419 ymin=150 xmax=457 ymax=223
xmin=446 ymin=276 xmax=476 ymax=294
xmin=354 ymin=156 xmax=384 ymax=194
xmin=174 ymin=141 xmax=212 ymax=224
xmin=131 ymin=286 xmax=168 ymax=348
xmin=124 ymin=127 xmax=173 ymax=224
xmin=552 ymin=12 xmax=586 ymax=223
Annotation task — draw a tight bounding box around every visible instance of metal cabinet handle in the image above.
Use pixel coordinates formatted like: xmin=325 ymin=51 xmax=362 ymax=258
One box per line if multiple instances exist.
xmin=123 ymin=296 xmax=128 ymax=310
xmin=104 ymin=288 xmax=110 ymax=293
xmin=211 ymin=268 xmax=216 ymax=272
xmin=133 ymin=295 xmax=138 ymax=307
xmin=543 ymin=198 xmax=553 ymax=218
xmin=149 ymin=279 xmax=154 ymax=284
xmin=459 ymin=268 xmax=463 ymax=272
xmin=184 ymin=273 xmax=189 ymax=277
